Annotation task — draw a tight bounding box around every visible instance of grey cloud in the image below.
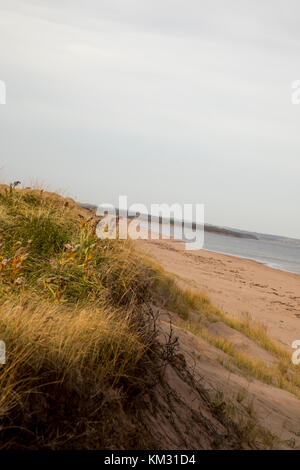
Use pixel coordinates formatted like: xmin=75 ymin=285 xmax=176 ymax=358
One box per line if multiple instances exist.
xmin=0 ymin=0 xmax=299 ymax=237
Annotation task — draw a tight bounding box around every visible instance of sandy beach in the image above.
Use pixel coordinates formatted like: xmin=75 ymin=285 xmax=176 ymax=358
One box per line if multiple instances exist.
xmin=137 ymin=237 xmax=300 ymax=349
xmin=135 ymin=237 xmax=300 ymax=444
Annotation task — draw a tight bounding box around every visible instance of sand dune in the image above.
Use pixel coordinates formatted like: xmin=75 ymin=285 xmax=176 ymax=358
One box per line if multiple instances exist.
xmin=137 ymin=238 xmax=300 ymax=349
xmin=137 ymin=237 xmax=300 ymax=448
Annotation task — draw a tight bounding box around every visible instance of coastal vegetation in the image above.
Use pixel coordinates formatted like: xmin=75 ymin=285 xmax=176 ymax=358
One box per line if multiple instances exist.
xmin=0 ymin=184 xmax=298 ymax=449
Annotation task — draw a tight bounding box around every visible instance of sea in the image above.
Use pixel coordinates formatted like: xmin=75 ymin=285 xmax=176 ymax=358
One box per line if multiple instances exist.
xmin=135 ymin=220 xmax=300 ymax=275
xmin=203 ymin=231 xmax=300 ymax=275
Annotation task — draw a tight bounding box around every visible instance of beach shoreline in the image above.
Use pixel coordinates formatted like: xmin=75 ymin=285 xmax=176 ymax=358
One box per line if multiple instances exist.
xmin=128 ymin=219 xmax=300 ymax=275
xmin=136 ymin=237 xmax=300 ymax=349
xmin=198 ymin=246 xmax=300 ymax=275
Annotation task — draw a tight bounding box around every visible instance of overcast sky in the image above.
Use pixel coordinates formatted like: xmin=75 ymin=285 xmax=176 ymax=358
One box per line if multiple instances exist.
xmin=0 ymin=0 xmax=300 ymax=238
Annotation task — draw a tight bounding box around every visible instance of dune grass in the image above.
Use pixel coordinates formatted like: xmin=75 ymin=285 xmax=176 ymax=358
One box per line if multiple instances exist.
xmin=0 ymin=186 xmax=155 ymax=306
xmin=141 ymin=257 xmax=300 ymax=393
xmin=0 ymin=185 xmax=159 ymax=449
xmin=0 ymin=184 xmax=298 ymax=449
xmin=149 ymin=263 xmax=217 ymax=321
xmin=0 ymin=299 xmax=148 ymax=424
xmin=210 ymin=310 xmax=291 ymax=362
xmin=154 ymin=269 xmax=296 ymax=368
xmin=181 ymin=320 xmax=300 ymax=399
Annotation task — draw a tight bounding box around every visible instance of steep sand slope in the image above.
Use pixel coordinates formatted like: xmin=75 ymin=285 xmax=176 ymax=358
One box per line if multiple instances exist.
xmin=159 ymin=317 xmax=300 ymax=447
xmin=137 ymin=238 xmax=300 ymax=448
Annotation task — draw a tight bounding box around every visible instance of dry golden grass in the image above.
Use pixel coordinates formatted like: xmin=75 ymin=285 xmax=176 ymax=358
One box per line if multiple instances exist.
xmin=0 ymin=298 xmax=149 ymax=423
xmin=143 ymin=257 xmax=300 ymax=399
xmin=211 ymin=310 xmax=292 ymax=362
xmin=0 ymin=298 xmax=147 ymax=384
xmin=0 ymin=185 xmax=159 ymax=448
xmin=0 ymin=183 xmax=297 ymax=449
xmin=180 ymin=320 xmax=300 ymax=399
